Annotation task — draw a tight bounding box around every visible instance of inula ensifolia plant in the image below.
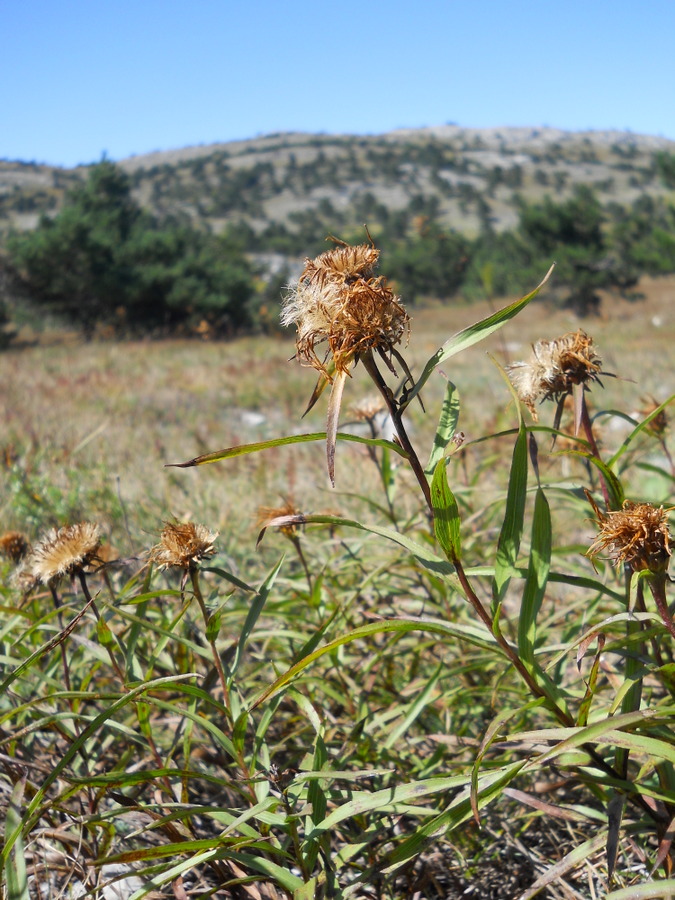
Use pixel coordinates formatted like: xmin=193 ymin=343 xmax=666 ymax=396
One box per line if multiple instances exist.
xmin=172 ymin=238 xmax=675 ymax=885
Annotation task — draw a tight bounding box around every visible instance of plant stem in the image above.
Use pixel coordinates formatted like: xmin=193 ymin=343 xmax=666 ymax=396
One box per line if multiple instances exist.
xmin=579 ymin=394 xmax=611 ymax=508
xmin=77 ymin=570 xmax=127 ymax=686
xmin=189 ymin=566 xmax=231 ymax=714
xmin=361 ymin=350 xmax=432 ymax=508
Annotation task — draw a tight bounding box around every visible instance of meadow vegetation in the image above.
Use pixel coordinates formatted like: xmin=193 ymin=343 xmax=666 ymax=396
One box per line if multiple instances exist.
xmin=1 ymin=238 xmax=675 ymax=900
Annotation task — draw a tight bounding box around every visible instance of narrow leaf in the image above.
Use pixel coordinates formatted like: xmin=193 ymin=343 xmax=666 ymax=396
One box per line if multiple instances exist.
xmin=168 ymin=431 xmax=408 ymax=468
xmin=517 ymin=488 xmax=551 ymax=668
xmin=231 ymin=556 xmax=284 ymax=675
xmin=493 ymin=424 xmax=528 ymax=607
xmin=431 ymin=460 xmax=461 ymax=563
xmin=426 ymin=380 xmax=460 ymax=475
xmin=402 ymin=265 xmax=554 ymax=409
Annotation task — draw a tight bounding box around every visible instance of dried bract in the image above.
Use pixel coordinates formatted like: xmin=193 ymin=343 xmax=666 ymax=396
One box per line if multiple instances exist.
xmin=150 ymin=522 xmax=217 ymax=571
xmin=507 ymin=330 xmax=602 ymax=420
xmin=0 ymin=531 xmax=31 ymax=564
xmin=350 ymin=396 xmax=387 ymax=423
xmin=587 ymin=498 xmax=672 ymax=574
xmin=282 ymin=242 xmax=410 ymax=376
xmin=257 ymin=500 xmax=303 ymax=537
xmin=29 ymin=523 xmax=102 ymax=585
xmin=639 ymin=397 xmax=669 ymax=439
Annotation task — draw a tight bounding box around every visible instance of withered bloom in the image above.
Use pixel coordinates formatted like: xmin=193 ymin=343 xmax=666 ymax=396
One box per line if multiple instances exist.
xmin=281 ymin=238 xmax=410 ymax=485
xmin=0 ymin=531 xmax=31 ymax=564
xmin=587 ymin=497 xmax=672 ymax=575
xmin=350 ymin=396 xmax=387 ymax=423
xmin=507 ymin=330 xmax=602 ymax=420
xmin=149 ymin=522 xmax=217 ymax=571
xmin=639 ymin=396 xmax=669 ymax=439
xmin=28 ymin=523 xmax=101 ymax=585
xmin=257 ymin=500 xmax=303 ymax=538
xmin=282 ymin=241 xmax=409 ymax=377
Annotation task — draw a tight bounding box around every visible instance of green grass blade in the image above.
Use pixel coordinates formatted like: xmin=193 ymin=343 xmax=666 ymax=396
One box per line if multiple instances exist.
xmin=168 ymin=431 xmax=409 ymax=468
xmin=401 ymin=265 xmax=554 ymax=409
xmin=605 ymin=881 xmax=675 ymax=900
xmin=251 ymin=616 xmax=500 ymax=708
xmin=381 ymin=762 xmax=525 ymax=873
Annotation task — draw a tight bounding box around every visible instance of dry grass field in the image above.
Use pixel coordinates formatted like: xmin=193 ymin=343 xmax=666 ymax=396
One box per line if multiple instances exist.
xmin=3 ymin=275 xmax=674 ymax=551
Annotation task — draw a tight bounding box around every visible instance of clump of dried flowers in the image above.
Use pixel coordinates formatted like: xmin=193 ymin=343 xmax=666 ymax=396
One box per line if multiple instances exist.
xmin=149 ymin=522 xmax=217 ymax=572
xmin=507 ymin=330 xmax=602 ymax=421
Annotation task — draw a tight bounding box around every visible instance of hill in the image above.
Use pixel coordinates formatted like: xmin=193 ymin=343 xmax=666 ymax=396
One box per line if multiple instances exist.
xmin=2 ymin=126 xmax=674 ymax=244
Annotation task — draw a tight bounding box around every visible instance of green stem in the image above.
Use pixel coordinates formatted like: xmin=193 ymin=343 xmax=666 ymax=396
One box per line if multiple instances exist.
xmin=189 ymin=566 xmax=231 ymax=714
xmin=361 ymin=350 xmax=432 ymax=509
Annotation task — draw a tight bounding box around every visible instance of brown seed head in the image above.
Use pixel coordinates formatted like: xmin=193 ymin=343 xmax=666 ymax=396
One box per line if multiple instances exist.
xmin=639 ymin=397 xmax=669 ymax=439
xmin=350 ymin=396 xmax=387 ymax=423
xmin=29 ymin=523 xmax=102 ymax=585
xmin=0 ymin=531 xmax=31 ymax=564
xmin=507 ymin=330 xmax=602 ymax=420
xmin=587 ymin=498 xmax=672 ymax=574
xmin=257 ymin=500 xmax=303 ymax=537
xmin=150 ymin=522 xmax=217 ymax=570
xmin=281 ymin=241 xmax=410 ymax=376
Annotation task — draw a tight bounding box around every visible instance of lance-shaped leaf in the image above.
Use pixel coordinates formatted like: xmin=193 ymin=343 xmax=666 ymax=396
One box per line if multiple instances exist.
xmin=401 ymin=265 xmax=554 ymax=410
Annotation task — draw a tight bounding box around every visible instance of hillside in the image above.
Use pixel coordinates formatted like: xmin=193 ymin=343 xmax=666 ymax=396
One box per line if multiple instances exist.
xmin=2 ymin=126 xmax=674 ymax=243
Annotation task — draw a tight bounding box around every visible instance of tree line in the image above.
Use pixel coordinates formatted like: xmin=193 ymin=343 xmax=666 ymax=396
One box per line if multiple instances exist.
xmin=2 ymin=159 xmax=675 ymax=337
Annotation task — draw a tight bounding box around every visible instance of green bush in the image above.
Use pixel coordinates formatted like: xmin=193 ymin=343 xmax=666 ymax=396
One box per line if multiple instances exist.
xmin=7 ymin=161 xmax=255 ymax=335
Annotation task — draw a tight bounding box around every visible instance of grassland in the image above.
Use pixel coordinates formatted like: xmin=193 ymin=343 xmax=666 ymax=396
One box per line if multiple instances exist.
xmin=1 ymin=276 xmax=675 ymax=898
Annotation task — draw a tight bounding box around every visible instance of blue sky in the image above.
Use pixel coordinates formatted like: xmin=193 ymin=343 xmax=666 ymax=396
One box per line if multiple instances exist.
xmin=3 ymin=0 xmax=674 ymax=168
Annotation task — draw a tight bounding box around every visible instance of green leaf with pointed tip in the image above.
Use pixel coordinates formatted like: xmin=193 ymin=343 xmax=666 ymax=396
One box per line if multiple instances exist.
xmin=381 ymin=762 xmax=525 ymax=874
xmin=231 ymin=556 xmax=284 ymax=675
xmin=401 ymin=265 xmax=554 ymax=409
xmin=426 ymin=380 xmax=460 ymax=476
xmin=431 ymin=460 xmax=461 ymax=563
xmin=518 ymin=488 xmax=551 ymax=668
xmin=5 ymin=777 xmax=28 ymax=900
xmin=605 ymin=880 xmax=675 ymax=900
xmin=606 ymin=392 xmax=675 ymax=470
xmin=251 ymin=615 xmax=501 ymax=709
xmin=575 ymin=452 xmax=625 ymax=509
xmin=492 ymin=424 xmax=528 ymax=609
xmin=168 ymin=431 xmax=409 ymax=468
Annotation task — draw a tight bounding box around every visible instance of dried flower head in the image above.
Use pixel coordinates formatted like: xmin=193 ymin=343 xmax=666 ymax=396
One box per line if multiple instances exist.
xmin=257 ymin=500 xmax=303 ymax=537
xmin=29 ymin=523 xmax=102 ymax=585
xmin=587 ymin=497 xmax=672 ymax=574
xmin=350 ymin=396 xmax=387 ymax=423
xmin=281 ymin=241 xmax=410 ymax=377
xmin=639 ymin=397 xmax=669 ymax=439
xmin=0 ymin=531 xmax=31 ymax=564
xmin=507 ymin=330 xmax=602 ymax=420
xmin=149 ymin=522 xmax=217 ymax=570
